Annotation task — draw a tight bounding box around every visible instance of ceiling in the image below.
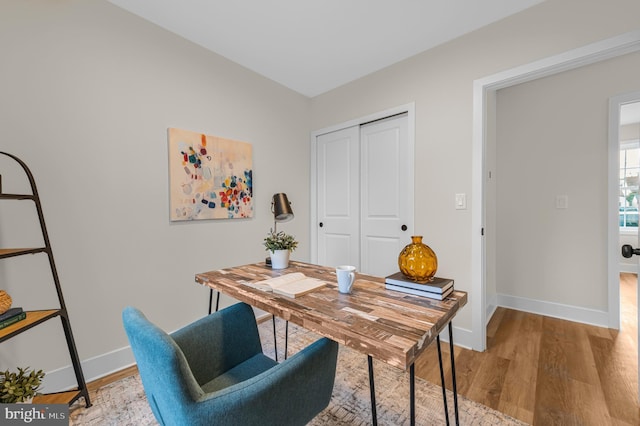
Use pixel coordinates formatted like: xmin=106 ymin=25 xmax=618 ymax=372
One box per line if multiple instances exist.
xmin=107 ymin=0 xmax=543 ymax=97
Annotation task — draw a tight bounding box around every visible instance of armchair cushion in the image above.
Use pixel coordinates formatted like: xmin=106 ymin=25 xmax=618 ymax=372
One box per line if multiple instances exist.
xmin=201 ymin=353 xmax=276 ymax=393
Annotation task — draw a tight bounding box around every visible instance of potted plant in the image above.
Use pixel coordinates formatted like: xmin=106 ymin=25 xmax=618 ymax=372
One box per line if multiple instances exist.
xmin=263 ymin=231 xmax=298 ymax=269
xmin=0 ymin=367 xmax=45 ymax=403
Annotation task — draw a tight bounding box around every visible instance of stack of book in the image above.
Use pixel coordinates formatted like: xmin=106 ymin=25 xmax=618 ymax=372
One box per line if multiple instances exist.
xmin=0 ymin=307 xmax=26 ymax=330
xmin=385 ymin=272 xmax=454 ymax=300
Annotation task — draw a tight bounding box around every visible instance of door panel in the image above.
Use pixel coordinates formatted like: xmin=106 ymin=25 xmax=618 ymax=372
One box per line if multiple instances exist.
xmin=360 ymin=114 xmax=411 ymax=276
xmin=316 ymin=126 xmax=360 ymax=268
xmin=362 ymin=236 xmax=402 ymax=277
xmin=315 ymin=112 xmax=413 ymax=276
xmin=325 ymin=235 xmax=353 ymax=267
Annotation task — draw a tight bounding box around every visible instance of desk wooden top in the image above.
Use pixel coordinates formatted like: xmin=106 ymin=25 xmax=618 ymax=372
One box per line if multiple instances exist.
xmin=195 ymin=261 xmax=467 ymax=370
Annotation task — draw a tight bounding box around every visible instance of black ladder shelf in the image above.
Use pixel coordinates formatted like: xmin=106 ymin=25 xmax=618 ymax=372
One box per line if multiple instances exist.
xmin=0 ymin=152 xmax=90 ymax=407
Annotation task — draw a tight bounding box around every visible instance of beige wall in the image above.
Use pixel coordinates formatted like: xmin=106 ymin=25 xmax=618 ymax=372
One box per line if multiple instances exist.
xmin=496 ymin=52 xmax=640 ymax=308
xmin=311 ymin=0 xmax=640 ymax=331
xmin=0 ymin=0 xmax=310 ymax=387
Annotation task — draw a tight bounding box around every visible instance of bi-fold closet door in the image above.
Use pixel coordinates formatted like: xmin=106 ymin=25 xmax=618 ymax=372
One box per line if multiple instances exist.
xmin=315 ymin=113 xmax=413 ymax=277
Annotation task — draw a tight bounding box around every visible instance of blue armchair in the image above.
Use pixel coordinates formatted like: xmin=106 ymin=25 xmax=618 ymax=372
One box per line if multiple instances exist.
xmin=123 ymin=303 xmax=338 ymax=426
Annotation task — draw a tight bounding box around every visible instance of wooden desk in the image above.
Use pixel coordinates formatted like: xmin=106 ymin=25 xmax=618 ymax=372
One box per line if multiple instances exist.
xmin=196 ymin=261 xmax=468 ymax=425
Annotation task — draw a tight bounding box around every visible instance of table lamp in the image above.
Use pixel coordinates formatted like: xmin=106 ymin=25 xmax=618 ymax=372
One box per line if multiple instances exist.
xmin=271 ymin=192 xmax=294 ymax=232
xmin=266 ymin=193 xmax=294 ymax=265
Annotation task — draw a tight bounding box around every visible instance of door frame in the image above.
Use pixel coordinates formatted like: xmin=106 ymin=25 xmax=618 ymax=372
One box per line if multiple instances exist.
xmin=310 ymin=103 xmax=416 ymax=265
xmin=609 ymin=90 xmax=640 ymax=321
xmin=608 ymin=90 xmax=640 ymax=402
xmin=472 ymin=30 xmax=640 ymax=351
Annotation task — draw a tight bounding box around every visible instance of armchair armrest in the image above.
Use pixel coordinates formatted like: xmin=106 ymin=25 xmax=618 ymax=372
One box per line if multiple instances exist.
xmin=172 ymin=302 xmax=263 ymax=386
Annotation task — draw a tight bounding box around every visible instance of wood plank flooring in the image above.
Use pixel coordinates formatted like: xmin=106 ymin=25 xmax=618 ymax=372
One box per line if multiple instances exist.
xmin=88 ymin=275 xmax=638 ymax=425
xmin=415 ymin=273 xmax=639 ymax=425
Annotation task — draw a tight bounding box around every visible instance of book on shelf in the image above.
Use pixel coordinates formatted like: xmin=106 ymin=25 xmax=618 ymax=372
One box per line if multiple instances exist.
xmin=244 ymin=272 xmax=326 ymax=298
xmin=385 ymin=272 xmax=453 ymax=293
xmin=0 ymin=311 xmax=27 ymax=330
xmin=385 ymin=283 xmax=454 ymax=300
xmin=0 ymin=307 xmax=23 ymax=322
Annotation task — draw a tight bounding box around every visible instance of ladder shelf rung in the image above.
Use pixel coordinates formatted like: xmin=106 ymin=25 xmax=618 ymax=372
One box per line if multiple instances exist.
xmin=0 ymin=247 xmax=47 ymax=258
xmin=0 ymin=309 xmax=61 ymax=342
xmin=0 ymin=193 xmax=35 ymax=200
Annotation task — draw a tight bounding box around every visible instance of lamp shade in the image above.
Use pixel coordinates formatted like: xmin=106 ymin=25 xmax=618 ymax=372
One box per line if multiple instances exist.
xmin=272 ymin=193 xmax=294 ymax=222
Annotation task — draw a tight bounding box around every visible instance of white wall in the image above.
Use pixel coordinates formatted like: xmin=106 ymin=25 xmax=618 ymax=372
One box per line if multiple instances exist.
xmin=310 ymin=0 xmax=640 ymax=336
xmin=0 ymin=0 xmax=310 ymax=390
xmin=495 ymin=52 xmax=640 ymax=311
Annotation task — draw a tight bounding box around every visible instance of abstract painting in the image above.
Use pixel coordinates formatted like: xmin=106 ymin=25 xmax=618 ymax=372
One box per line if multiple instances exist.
xmin=168 ymin=128 xmax=253 ymax=221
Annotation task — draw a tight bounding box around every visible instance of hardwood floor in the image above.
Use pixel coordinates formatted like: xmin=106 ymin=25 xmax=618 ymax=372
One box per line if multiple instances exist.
xmin=415 ymin=273 xmax=639 ymax=425
xmin=85 ymin=364 xmax=137 ymax=394
xmin=88 ymin=276 xmax=638 ymax=425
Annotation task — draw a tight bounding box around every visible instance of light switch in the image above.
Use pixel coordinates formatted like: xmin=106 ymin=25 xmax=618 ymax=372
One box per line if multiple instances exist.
xmin=455 ymin=193 xmax=466 ymax=210
xmin=556 ymin=195 xmax=568 ymax=209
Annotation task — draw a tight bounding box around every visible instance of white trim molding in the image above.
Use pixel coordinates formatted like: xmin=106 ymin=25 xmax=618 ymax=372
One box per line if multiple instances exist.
xmin=472 ymin=30 xmax=640 ymax=351
xmin=497 ymin=294 xmax=609 ymax=329
xmin=619 ymin=263 xmax=638 ymax=274
xmin=42 ymin=346 xmax=135 ymax=394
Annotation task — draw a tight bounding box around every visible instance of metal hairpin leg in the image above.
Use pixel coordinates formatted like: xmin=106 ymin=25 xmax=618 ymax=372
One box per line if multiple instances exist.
xmin=448 ymin=323 xmax=460 ymax=426
xmin=370 ymin=357 xmax=415 ymax=425
xmin=437 ymin=336 xmax=450 ymax=426
xmin=208 ymin=289 xmax=220 ymax=314
xmin=410 ymin=363 xmax=416 ymax=426
xmin=368 ymin=355 xmax=378 ymax=425
xmin=276 ymin=320 xmax=290 ymax=361
xmin=272 ymin=315 xmax=278 ymax=361
xmin=284 ymin=321 xmax=289 ymax=360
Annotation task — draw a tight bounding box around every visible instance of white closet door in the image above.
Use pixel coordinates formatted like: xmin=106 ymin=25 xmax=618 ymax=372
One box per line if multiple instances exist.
xmin=360 ymin=114 xmax=411 ymax=277
xmin=316 ymin=126 xmax=360 ymax=268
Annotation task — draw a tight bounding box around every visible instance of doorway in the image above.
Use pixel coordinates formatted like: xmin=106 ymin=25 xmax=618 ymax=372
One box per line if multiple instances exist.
xmin=472 ymin=31 xmax=640 ymax=352
xmin=617 ymin=99 xmax=640 ymax=276
xmin=611 ymin=92 xmax=640 ymax=399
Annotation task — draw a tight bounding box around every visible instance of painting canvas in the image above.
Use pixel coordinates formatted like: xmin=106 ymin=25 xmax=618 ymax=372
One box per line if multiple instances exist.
xmin=168 ymin=128 xmax=253 ymax=221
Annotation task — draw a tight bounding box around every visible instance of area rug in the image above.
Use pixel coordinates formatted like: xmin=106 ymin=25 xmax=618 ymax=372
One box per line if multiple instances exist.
xmin=69 ymin=320 xmax=528 ymax=425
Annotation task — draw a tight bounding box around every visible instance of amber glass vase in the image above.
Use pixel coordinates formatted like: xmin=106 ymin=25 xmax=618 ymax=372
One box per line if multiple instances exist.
xmin=398 ymin=236 xmax=438 ymax=281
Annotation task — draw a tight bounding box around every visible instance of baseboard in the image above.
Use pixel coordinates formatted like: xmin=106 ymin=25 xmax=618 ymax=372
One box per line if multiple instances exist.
xmin=434 ymin=324 xmax=473 ymax=350
xmin=619 ymin=263 xmax=638 ymax=274
xmin=497 ymin=293 xmax=609 ymax=328
xmin=42 ymin=345 xmax=135 ymax=394
xmin=485 ymin=293 xmax=498 ymax=325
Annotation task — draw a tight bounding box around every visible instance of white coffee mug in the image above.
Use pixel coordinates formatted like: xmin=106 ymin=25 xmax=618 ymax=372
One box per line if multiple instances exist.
xmin=336 ymin=265 xmax=356 ymax=294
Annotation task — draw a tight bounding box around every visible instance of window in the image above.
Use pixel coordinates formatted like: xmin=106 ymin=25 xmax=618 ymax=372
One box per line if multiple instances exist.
xmin=620 ymin=140 xmax=640 ymax=229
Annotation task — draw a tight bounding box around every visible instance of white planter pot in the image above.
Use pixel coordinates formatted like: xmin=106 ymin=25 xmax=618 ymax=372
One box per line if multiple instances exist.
xmin=269 ymin=250 xmax=290 ymax=269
